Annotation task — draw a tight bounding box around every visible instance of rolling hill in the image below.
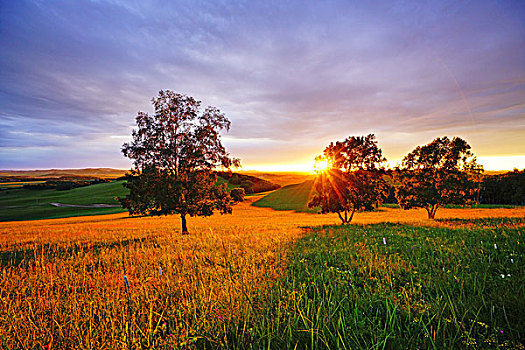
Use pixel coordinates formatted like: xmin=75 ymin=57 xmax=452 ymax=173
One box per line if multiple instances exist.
xmin=0 ymin=172 xmax=281 ymax=221
xmin=252 ymin=179 xmax=318 ymax=213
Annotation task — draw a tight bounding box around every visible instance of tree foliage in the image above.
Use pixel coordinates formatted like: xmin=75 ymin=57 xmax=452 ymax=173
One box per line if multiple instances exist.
xmin=119 ymin=90 xmax=239 ymax=233
xmin=394 ymin=136 xmax=483 ymax=219
xmin=230 ymin=187 xmax=246 ymax=202
xmin=308 ymin=134 xmax=388 ymax=224
xmin=480 ymin=169 xmax=525 ymax=205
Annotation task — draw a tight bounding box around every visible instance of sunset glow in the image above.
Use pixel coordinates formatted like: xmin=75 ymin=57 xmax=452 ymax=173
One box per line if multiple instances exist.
xmin=313 ymin=158 xmax=331 ymax=174
xmin=0 ymin=1 xmax=523 ymax=171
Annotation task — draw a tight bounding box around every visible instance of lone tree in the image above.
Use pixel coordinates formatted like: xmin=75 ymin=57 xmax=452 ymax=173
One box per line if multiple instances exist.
xmin=394 ymin=136 xmax=483 ymax=219
xmin=119 ymin=90 xmax=239 ymax=234
xmin=308 ymin=134 xmax=388 ymax=224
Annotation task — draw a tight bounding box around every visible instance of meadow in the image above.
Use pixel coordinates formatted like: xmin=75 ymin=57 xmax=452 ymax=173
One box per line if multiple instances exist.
xmin=0 ymin=181 xmax=127 ymax=221
xmin=1 ymin=194 xmax=524 ymax=349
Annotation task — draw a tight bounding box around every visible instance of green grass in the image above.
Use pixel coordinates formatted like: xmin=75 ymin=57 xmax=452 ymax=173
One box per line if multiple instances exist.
xmin=216 ymin=218 xmax=524 ymax=349
xmin=216 ymin=175 xmax=240 ymax=192
xmin=252 ymin=180 xmax=318 ymax=213
xmin=0 ymin=176 xmax=242 ymax=222
xmin=0 ymin=181 xmax=128 ymax=221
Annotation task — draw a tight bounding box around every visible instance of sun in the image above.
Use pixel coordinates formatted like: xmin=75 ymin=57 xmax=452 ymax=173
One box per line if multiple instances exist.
xmin=313 ymin=157 xmax=331 ymax=174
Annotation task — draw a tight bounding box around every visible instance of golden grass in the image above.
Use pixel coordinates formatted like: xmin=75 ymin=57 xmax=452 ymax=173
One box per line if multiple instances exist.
xmin=0 ymin=198 xmax=523 ymax=348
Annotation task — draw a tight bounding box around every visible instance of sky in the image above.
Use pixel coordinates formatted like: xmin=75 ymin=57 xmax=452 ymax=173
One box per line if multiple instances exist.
xmin=1 ymin=0 xmax=524 ymax=172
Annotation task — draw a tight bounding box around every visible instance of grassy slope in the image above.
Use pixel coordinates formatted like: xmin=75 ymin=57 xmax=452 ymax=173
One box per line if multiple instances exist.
xmin=0 ymin=181 xmax=128 ymax=221
xmin=252 ymin=179 xmax=317 ymax=213
xmin=254 ymin=178 xmax=520 ymax=213
xmin=0 ymin=176 xmax=249 ymax=222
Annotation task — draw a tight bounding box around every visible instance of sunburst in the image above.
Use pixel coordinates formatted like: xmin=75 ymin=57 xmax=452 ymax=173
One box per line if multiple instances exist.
xmin=313 ymin=157 xmax=331 ymax=174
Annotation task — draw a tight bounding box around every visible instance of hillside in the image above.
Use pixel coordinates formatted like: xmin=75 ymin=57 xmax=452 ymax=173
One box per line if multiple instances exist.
xmin=0 ymin=172 xmax=281 ymax=222
xmin=252 ymin=180 xmax=317 ymax=213
xmin=0 ymin=168 xmax=128 ymax=179
xmin=0 ymin=180 xmax=127 ymax=221
xmin=240 ymin=171 xmax=313 ymax=187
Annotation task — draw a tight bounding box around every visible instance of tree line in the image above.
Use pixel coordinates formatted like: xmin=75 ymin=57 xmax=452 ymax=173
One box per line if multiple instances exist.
xmin=479 ymin=169 xmax=525 ymax=205
xmin=119 ymin=90 xmax=523 ymax=233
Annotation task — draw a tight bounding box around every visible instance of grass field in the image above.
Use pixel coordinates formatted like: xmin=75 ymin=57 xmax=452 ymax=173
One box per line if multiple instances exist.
xmin=0 ymin=181 xmax=127 ymax=221
xmin=1 ymin=196 xmax=524 ymax=349
xmin=252 ymin=180 xmax=317 ymax=213
xmin=0 ymin=176 xmax=242 ymax=222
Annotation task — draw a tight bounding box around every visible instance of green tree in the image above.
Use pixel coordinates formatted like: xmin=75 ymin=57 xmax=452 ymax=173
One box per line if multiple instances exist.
xmin=119 ymin=90 xmax=239 ymax=234
xmin=308 ymin=134 xmax=388 ymax=224
xmin=394 ymin=136 xmax=483 ymax=219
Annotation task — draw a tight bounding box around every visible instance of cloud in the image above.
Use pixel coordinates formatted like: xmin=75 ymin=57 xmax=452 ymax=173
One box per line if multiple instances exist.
xmin=0 ymin=0 xmax=524 ymax=169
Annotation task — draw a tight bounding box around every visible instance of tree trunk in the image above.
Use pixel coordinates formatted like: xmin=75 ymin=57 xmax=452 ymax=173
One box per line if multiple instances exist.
xmin=426 ymin=204 xmax=438 ymax=219
xmin=181 ymin=214 xmax=189 ymax=234
xmin=337 ymin=207 xmax=356 ymax=225
xmin=337 ymin=212 xmax=346 ymax=225
xmin=348 ymin=207 xmax=356 ymax=223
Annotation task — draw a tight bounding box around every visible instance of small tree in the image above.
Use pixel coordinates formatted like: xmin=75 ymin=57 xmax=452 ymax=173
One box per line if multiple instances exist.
xmin=308 ymin=134 xmax=388 ymax=224
xmin=230 ymin=188 xmax=245 ymax=202
xmin=394 ymin=136 xmax=483 ymax=219
xmin=119 ymin=90 xmax=239 ymax=234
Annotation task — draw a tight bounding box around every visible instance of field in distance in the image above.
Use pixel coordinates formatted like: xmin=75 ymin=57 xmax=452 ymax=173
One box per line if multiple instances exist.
xmin=0 ymin=180 xmax=127 ymax=221
xmin=0 ymin=170 xmax=285 ymax=222
xmin=0 ymin=168 xmax=128 ymax=179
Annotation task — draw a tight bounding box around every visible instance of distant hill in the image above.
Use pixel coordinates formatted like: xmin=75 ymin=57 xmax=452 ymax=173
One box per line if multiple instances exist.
xmin=239 ymin=171 xmax=313 ymax=187
xmin=252 ymin=180 xmax=317 ymax=213
xmin=0 ymin=168 xmax=127 ymax=179
xmin=217 ymin=172 xmax=280 ymax=194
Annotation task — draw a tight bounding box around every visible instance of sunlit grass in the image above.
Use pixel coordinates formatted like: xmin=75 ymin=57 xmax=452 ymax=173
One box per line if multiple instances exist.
xmin=0 ymin=198 xmax=524 ymax=348
xmin=235 ymin=219 xmax=524 ymax=348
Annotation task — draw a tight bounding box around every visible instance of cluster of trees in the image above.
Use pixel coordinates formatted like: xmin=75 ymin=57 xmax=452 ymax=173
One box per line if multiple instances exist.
xmin=309 ymin=134 xmax=484 ymax=224
xmin=23 ymin=178 xmax=109 ymax=191
xmin=480 ymin=169 xmax=525 ymax=205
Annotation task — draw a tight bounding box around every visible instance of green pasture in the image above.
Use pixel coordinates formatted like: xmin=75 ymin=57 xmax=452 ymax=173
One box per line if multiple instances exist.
xmin=252 ymin=180 xmax=317 ymax=213
xmin=217 ymin=217 xmax=524 ymax=349
xmin=0 ymin=176 xmax=241 ymax=222
xmin=0 ymin=181 xmax=128 ymax=221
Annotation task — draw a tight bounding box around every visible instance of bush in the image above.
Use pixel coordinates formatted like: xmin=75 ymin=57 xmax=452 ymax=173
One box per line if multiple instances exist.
xmin=230 ymin=188 xmax=245 ymax=202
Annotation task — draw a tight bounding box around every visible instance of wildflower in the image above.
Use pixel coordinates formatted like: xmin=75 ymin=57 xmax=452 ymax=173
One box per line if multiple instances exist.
xmin=123 ymin=275 xmax=130 ymax=289
xmin=511 ymin=258 xmax=514 ymax=263
xmin=500 ymin=330 xmax=504 ymax=333
xmin=383 ymin=237 xmax=386 ymax=245
xmin=494 ymin=243 xmax=498 ymax=249
xmin=158 ymin=266 xmax=162 ymax=276
xmin=500 ymin=274 xmax=505 ymax=279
